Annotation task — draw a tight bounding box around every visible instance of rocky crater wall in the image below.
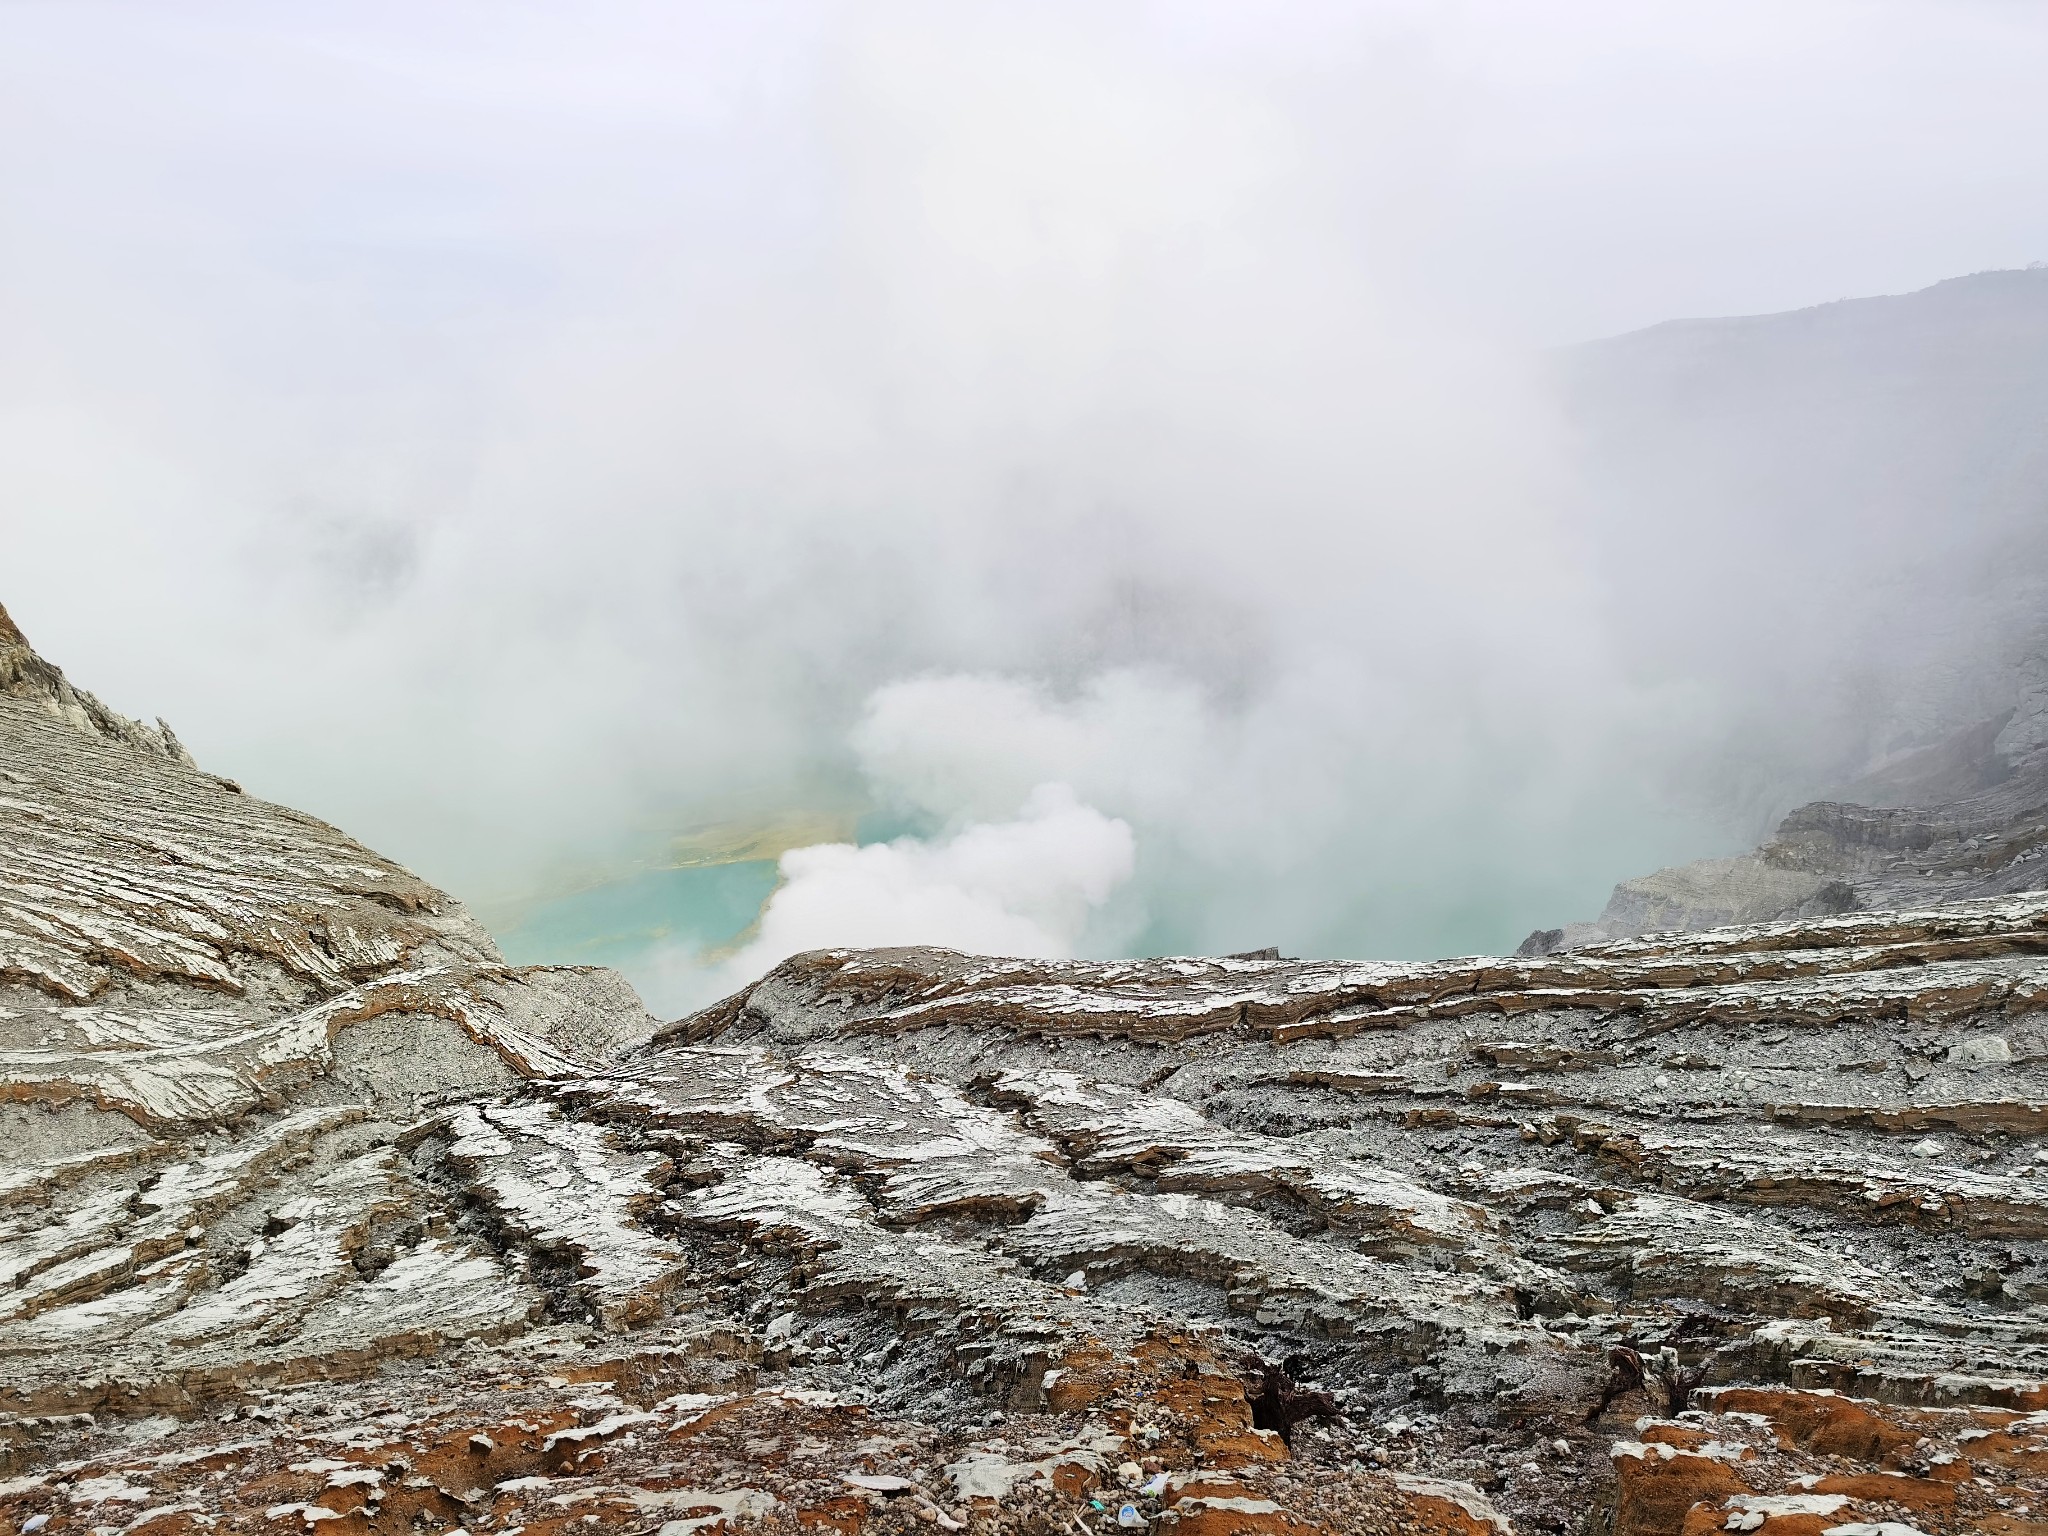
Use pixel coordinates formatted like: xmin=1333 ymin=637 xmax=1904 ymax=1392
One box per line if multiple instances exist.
xmin=1 ymin=605 xmax=2042 ymax=1536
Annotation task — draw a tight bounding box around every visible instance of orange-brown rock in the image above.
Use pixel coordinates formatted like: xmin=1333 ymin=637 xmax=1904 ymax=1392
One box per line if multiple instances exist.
xmin=1612 ymin=1445 xmax=1751 ymax=1536
xmin=1169 ymin=1501 xmax=1333 ymax=1536
xmin=1385 ymin=1474 xmax=1515 ymax=1536
xmin=1810 ymin=1468 xmax=1957 ymax=1513
xmin=1970 ymin=1421 xmax=2048 ymax=1478
xmin=1045 ymin=1334 xmax=1288 ymax=1469
xmin=1639 ymin=1423 xmax=1717 ymax=1452
xmin=1708 ymin=1387 xmax=1920 ymax=1462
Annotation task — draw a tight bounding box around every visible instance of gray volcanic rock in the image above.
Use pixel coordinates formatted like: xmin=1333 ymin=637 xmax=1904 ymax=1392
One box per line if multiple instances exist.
xmin=0 ymin=603 xmax=658 ymax=1406
xmin=1524 ymin=676 xmax=2048 ymax=954
xmin=0 ymin=601 xmax=194 ymax=766
xmin=1523 ymin=271 xmax=2048 ymax=964
xmin=3 ymin=601 xmax=2046 ymax=1536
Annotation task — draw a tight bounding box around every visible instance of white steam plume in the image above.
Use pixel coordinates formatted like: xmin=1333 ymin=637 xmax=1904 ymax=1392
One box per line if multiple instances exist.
xmin=715 ymin=783 xmax=1134 ymax=987
xmin=7 ymin=2 xmax=2048 ymax=1012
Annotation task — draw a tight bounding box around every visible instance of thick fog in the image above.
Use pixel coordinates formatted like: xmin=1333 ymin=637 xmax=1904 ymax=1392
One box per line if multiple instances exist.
xmin=7 ymin=2 xmax=2048 ymax=1011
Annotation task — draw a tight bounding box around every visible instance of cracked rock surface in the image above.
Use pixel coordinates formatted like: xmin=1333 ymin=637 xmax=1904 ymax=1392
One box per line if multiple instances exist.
xmin=3 ymin=605 xmax=2046 ymax=1536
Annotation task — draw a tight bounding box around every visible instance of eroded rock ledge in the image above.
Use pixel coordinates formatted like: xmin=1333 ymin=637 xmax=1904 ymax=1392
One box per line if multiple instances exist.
xmin=2 ymin=607 xmax=2044 ymax=1536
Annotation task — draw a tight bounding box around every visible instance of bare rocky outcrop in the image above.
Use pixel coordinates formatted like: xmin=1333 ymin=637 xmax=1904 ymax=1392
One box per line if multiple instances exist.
xmin=1540 ymin=268 xmax=2048 ymax=963
xmin=1524 ymin=661 xmax=2048 ymax=957
xmin=3 ymin=606 xmax=2045 ymax=1536
xmin=0 ymin=601 xmax=195 ymax=766
xmin=0 ymin=607 xmax=658 ymax=1409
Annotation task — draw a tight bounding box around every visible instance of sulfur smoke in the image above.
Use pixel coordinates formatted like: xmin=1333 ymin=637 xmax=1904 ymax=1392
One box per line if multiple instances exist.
xmin=7 ymin=3 xmax=2048 ymax=1012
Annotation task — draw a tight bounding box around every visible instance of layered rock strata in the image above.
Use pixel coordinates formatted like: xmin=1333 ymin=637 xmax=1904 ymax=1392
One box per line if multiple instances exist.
xmin=0 ymin=603 xmax=657 ymax=1413
xmin=1525 ymin=656 xmax=2048 ymax=953
xmin=3 ymin=604 xmax=2045 ymax=1536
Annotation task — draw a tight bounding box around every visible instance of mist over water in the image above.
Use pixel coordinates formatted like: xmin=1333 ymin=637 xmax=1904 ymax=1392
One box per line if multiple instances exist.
xmin=8 ymin=3 xmax=2048 ymax=1014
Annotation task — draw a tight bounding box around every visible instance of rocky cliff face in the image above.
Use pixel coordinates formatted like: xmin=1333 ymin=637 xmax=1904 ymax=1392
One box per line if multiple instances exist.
xmin=1523 ymin=645 xmax=2048 ymax=957
xmin=0 ymin=603 xmax=195 ymax=767
xmin=1515 ymin=270 xmax=2048 ymax=968
xmin=3 ymin=607 xmax=2046 ymax=1536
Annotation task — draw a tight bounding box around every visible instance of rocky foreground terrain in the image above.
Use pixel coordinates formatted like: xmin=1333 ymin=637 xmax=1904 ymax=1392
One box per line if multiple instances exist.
xmin=3 ymin=602 xmax=2046 ymax=1536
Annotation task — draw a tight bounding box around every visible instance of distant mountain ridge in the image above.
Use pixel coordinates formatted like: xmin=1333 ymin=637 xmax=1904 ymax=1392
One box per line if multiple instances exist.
xmin=1561 ymin=265 xmax=2048 ymax=787
xmin=1526 ymin=268 xmax=2048 ymax=950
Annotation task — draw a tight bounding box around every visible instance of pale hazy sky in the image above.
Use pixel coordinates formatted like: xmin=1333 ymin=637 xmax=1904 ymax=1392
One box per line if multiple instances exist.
xmin=7 ymin=1 xmax=2048 ymax=994
xmin=7 ymin=2 xmax=2043 ymax=346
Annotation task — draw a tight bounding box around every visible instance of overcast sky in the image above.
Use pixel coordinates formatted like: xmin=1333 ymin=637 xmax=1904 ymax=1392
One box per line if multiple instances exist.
xmin=8 ymin=3 xmax=2046 ymax=344
xmin=7 ymin=1 xmax=2048 ymax=997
